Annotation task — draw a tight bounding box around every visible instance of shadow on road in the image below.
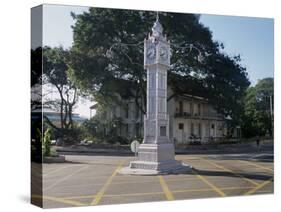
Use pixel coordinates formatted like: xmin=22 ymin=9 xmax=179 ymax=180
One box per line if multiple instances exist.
xmin=58 ymin=151 xmax=133 ymax=157
xmin=192 ymin=167 xmax=273 ymax=181
xmin=206 ymin=155 xmax=274 ymax=163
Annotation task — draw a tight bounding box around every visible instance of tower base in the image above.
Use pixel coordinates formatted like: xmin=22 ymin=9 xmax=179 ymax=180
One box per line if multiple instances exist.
xmin=118 ymin=143 xmax=192 ymax=175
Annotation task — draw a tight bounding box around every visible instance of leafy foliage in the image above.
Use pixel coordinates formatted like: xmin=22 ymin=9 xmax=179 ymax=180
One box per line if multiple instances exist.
xmin=31 ymin=47 xmax=43 ymax=87
xmin=31 ymin=47 xmax=43 ymax=111
xmin=43 ymin=47 xmax=80 ymax=143
xmin=68 ymin=8 xmax=250 ymax=125
xmin=242 ymin=78 xmax=273 ymax=137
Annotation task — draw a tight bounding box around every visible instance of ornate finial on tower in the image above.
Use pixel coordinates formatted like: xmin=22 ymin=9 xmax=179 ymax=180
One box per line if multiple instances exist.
xmin=156 ymin=11 xmax=159 ymax=21
xmin=151 ymin=11 xmax=163 ymax=38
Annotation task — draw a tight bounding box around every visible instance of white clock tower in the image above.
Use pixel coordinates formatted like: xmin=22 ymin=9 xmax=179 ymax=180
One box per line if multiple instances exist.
xmin=119 ymin=14 xmax=192 ymax=175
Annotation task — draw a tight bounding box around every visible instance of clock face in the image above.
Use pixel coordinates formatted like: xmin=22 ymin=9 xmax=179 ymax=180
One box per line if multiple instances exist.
xmin=146 ymin=46 xmax=156 ymax=60
xmin=160 ymin=46 xmax=168 ymax=60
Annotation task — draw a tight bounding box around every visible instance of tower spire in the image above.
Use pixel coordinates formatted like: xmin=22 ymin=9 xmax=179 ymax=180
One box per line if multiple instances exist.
xmin=156 ymin=11 xmax=159 ymax=21
xmin=151 ymin=11 xmax=163 ymax=38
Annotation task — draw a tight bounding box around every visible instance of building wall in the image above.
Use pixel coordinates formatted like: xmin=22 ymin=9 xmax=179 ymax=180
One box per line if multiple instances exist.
xmin=100 ymin=99 xmax=144 ymax=139
xmin=98 ymin=93 xmax=235 ymax=142
xmin=170 ymin=96 xmax=227 ymax=144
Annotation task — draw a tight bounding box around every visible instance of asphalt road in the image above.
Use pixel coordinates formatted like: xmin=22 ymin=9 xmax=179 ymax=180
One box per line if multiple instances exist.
xmin=33 ymin=152 xmax=274 ymax=208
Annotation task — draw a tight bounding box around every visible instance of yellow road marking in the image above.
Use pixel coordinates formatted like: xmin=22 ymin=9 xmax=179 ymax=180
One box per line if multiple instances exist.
xmin=255 ymin=190 xmax=272 ymax=193
xmin=54 ymin=176 xmax=199 ymax=190
xmin=35 ymin=185 xmax=259 ymax=204
xmin=65 ymin=186 xmax=256 ymax=200
xmin=203 ymin=159 xmax=259 ymax=186
xmin=176 ymin=157 xmax=199 ymax=160
xmin=244 ymin=178 xmax=273 ymax=195
xmin=32 ymin=195 xmax=85 ymax=206
xmin=105 ymin=176 xmax=198 ymax=186
xmin=91 ymin=161 xmax=125 ymax=205
xmin=107 ymin=191 xmax=164 ymax=197
xmin=65 ymin=192 xmax=163 ymax=200
xmin=113 ymin=176 xmax=197 ymax=184
xmin=193 ymin=170 xmax=226 ymax=197
xmin=174 ymin=186 xmax=254 ymax=194
xmin=44 ymin=165 xmax=89 ymax=191
xmin=43 ymin=164 xmax=83 ymax=177
xmin=158 ymin=176 xmax=174 ymax=200
xmin=238 ymin=160 xmax=273 ymax=172
xmin=65 ymin=195 xmax=95 ymax=200
xmin=221 ymin=186 xmax=254 ymax=190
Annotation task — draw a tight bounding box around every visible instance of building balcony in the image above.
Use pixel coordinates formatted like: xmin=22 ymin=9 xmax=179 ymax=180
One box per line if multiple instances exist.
xmin=174 ymin=112 xmax=224 ymax=120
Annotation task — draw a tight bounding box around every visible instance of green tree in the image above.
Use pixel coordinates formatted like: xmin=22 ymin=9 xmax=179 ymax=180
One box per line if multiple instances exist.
xmin=31 ymin=47 xmax=43 ymax=110
xmin=68 ymin=8 xmax=250 ymax=125
xmin=31 ymin=47 xmax=43 ymax=162
xmin=43 ymin=46 xmax=80 ymax=143
xmin=242 ymin=78 xmax=273 ymax=137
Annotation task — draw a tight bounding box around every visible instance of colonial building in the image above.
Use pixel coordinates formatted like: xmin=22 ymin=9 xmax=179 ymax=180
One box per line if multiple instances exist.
xmin=91 ymin=98 xmax=144 ymax=139
xmin=91 ymin=90 xmax=241 ymax=144
xmin=168 ymin=93 xmax=227 ymax=144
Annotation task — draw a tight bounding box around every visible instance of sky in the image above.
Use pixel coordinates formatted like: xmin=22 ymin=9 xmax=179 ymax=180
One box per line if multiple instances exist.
xmin=41 ymin=4 xmax=274 ymax=118
xmin=200 ymin=14 xmax=274 ymax=85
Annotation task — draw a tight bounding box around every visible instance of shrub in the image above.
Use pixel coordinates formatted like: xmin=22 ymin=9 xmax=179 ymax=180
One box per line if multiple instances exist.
xmin=43 ymin=128 xmax=52 ymax=157
xmin=31 ymin=128 xmax=43 ymax=162
xmin=106 ymin=136 xmax=129 ymax=145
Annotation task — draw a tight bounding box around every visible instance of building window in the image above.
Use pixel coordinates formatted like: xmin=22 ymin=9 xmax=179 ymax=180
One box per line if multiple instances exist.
xmin=125 ymin=104 xmax=129 ymax=119
xmin=191 ymin=123 xmax=194 ymax=134
xmin=179 ymin=101 xmax=183 ymax=114
xmin=198 ymin=104 xmax=201 ymax=115
xmin=136 ymin=123 xmax=140 ymax=137
xmin=178 ymin=123 xmax=184 ymax=130
xmin=160 ymin=126 xmax=166 ymax=136
xmin=198 ymin=123 xmax=201 ymax=136
xmin=193 ymin=103 xmax=197 ymax=115
xmin=237 ymin=127 xmax=241 ymax=138
xmin=188 ymin=102 xmax=191 ymax=113
xmin=135 ymin=108 xmax=139 ymax=119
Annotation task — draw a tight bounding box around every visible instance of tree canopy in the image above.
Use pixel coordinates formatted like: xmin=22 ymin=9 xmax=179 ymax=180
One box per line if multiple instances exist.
xmin=68 ymin=8 xmax=250 ymax=124
xmin=242 ymin=77 xmax=273 ymax=137
xmin=43 ymin=47 xmax=79 ymax=140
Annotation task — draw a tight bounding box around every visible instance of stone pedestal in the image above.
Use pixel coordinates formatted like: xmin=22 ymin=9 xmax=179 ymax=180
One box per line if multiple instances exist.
xmin=119 ymin=142 xmax=192 ymax=175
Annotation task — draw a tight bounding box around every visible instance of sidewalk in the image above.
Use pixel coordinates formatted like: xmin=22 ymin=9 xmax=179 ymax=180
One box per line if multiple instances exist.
xmin=55 ymin=140 xmax=273 ymax=155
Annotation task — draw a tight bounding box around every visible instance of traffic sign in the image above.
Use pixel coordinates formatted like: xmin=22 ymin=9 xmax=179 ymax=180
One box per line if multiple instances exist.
xmin=130 ymin=140 xmax=140 ymax=156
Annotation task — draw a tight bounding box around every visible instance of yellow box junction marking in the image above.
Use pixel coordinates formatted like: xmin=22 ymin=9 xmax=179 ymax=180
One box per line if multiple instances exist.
xmin=43 ymin=164 xmax=83 ymax=177
xmin=173 ymin=186 xmax=254 ymax=194
xmin=32 ymin=195 xmax=86 ymax=206
xmin=203 ymin=159 xmax=259 ymax=186
xmin=91 ymin=161 xmax=125 ymax=205
xmin=238 ymin=160 xmax=273 ymax=172
xmin=158 ymin=176 xmax=174 ymax=200
xmin=44 ymin=165 xmax=89 ymax=191
xmin=35 ymin=185 xmax=262 ymax=206
xmin=244 ymin=178 xmax=273 ymax=195
xmin=193 ymin=170 xmax=226 ymax=197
